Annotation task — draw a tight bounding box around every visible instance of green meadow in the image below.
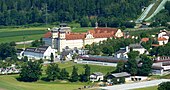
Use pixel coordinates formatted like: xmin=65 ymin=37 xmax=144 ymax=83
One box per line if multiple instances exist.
xmin=0 ymin=61 xmax=114 ymax=90
xmin=0 ymin=25 xmax=93 ymax=44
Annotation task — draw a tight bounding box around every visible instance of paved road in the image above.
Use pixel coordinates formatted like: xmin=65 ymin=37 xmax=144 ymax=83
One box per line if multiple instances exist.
xmin=16 ymin=40 xmax=34 ymax=45
xmin=100 ymin=79 xmax=170 ymax=90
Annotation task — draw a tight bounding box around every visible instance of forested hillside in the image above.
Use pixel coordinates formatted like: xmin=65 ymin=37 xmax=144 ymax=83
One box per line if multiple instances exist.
xmin=0 ymin=0 xmax=151 ymax=26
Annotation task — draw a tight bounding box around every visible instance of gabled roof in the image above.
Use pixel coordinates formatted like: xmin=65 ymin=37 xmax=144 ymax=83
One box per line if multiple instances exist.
xmin=66 ymin=33 xmax=86 ymax=40
xmin=79 ymin=55 xmax=128 ymax=63
xmin=141 ymin=38 xmax=149 ymax=42
xmin=44 ymin=32 xmax=52 ymax=38
xmin=25 ymin=46 xmax=49 ymax=54
xmin=111 ymin=72 xmax=131 ymax=78
xmin=43 ymin=27 xmax=121 ymax=40
xmin=152 ymin=44 xmax=161 ymax=47
xmin=158 ymin=37 xmax=167 ymax=41
xmin=92 ymin=72 xmax=103 ymax=76
xmin=115 ymin=49 xmax=126 ymax=54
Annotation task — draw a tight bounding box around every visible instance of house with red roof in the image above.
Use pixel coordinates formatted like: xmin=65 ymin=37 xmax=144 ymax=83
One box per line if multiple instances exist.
xmin=157 ymin=29 xmax=169 ymax=45
xmin=43 ymin=26 xmax=124 ymax=52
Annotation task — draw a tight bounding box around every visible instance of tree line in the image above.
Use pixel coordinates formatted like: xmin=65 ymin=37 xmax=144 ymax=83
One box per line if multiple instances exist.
xmin=0 ymin=0 xmax=150 ymax=26
xmin=85 ymin=38 xmax=139 ymax=56
xmin=19 ymin=61 xmax=91 ymax=82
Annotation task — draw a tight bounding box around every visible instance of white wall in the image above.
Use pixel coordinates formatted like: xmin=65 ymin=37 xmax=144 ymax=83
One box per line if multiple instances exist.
xmin=133 ymin=48 xmax=146 ymax=54
xmin=24 ymin=51 xmax=44 ymax=60
xmin=43 ymin=46 xmax=56 ymax=60
xmin=94 ymin=38 xmax=107 ymax=43
xmin=115 ymin=29 xmax=123 ymax=37
xmin=65 ymin=39 xmax=84 ymax=49
xmin=76 ymin=60 xmax=117 ymax=67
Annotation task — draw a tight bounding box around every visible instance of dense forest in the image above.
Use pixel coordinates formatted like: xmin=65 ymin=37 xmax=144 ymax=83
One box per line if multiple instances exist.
xmin=0 ymin=0 xmax=151 ymax=26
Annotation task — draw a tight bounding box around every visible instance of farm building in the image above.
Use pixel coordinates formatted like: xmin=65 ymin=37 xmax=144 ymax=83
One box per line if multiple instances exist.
xmin=24 ymin=46 xmax=55 ymax=60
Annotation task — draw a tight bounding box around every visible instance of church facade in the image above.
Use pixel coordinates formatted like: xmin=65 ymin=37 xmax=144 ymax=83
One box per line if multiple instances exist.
xmin=43 ymin=27 xmax=124 ymax=52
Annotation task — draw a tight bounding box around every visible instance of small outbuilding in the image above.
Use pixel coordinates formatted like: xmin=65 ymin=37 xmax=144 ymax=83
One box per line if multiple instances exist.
xmin=107 ymin=72 xmax=131 ymax=84
xmin=90 ymin=72 xmax=104 ymax=82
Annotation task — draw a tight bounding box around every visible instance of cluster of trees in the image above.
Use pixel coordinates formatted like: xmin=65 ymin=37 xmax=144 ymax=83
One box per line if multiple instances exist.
xmin=80 ymin=16 xmax=136 ymax=28
xmin=115 ymin=51 xmax=153 ymax=76
xmin=31 ymin=38 xmax=45 ymax=47
xmin=19 ymin=61 xmax=42 ymax=82
xmin=151 ymin=43 xmax=170 ymax=56
xmin=0 ymin=0 xmax=150 ymax=26
xmin=150 ymin=1 xmax=170 ymax=27
xmin=19 ymin=61 xmax=91 ymax=82
xmin=0 ymin=42 xmax=17 ymax=60
xmin=158 ymin=81 xmax=170 ymax=90
xmin=85 ymin=38 xmax=139 ymax=56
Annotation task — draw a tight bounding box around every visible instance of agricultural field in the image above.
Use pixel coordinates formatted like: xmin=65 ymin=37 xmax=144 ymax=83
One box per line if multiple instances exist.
xmin=0 ymin=61 xmax=114 ymax=90
xmin=0 ymin=24 xmax=93 ymax=44
xmin=0 ymin=27 xmax=47 ymax=43
xmin=127 ymin=27 xmax=165 ymax=36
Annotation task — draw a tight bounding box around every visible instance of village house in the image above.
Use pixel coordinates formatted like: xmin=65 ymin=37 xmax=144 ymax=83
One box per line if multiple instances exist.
xmin=16 ymin=49 xmax=24 ymax=59
xmin=90 ymin=72 xmax=104 ymax=82
xmin=157 ymin=29 xmax=169 ymax=46
xmin=129 ymin=44 xmax=147 ymax=54
xmin=114 ymin=46 xmax=129 ymax=59
xmin=24 ymin=46 xmax=56 ymax=60
xmin=43 ymin=24 xmax=124 ymax=52
xmin=107 ymin=72 xmax=131 ymax=85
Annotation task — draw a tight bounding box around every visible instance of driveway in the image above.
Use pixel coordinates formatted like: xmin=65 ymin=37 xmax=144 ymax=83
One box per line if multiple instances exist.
xmin=100 ymin=79 xmax=170 ymax=90
xmin=16 ymin=40 xmax=34 ymax=45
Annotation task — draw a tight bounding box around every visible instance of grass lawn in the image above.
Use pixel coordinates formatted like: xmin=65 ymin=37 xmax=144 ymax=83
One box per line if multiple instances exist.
xmin=16 ymin=44 xmax=32 ymax=49
xmin=133 ymin=86 xmax=158 ymax=90
xmin=0 ymin=34 xmax=44 ymax=43
xmin=0 ymin=75 xmax=85 ymax=90
xmin=0 ymin=62 xmax=114 ymax=90
xmin=43 ymin=61 xmax=115 ymax=75
xmin=72 ymin=27 xmax=93 ymax=33
xmin=0 ymin=25 xmax=94 ymax=43
xmin=0 ymin=27 xmax=47 ymax=43
xmin=128 ymin=27 xmax=165 ymax=36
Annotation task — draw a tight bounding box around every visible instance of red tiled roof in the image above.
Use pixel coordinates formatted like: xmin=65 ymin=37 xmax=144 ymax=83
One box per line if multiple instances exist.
xmin=66 ymin=33 xmax=86 ymax=40
xmin=44 ymin=32 xmax=52 ymax=38
xmin=43 ymin=28 xmax=120 ymax=40
xmin=141 ymin=38 xmax=149 ymax=42
xmin=89 ymin=28 xmax=118 ymax=38
xmin=158 ymin=37 xmax=167 ymax=41
xmin=94 ymin=28 xmax=118 ymax=34
xmin=152 ymin=44 xmax=161 ymax=47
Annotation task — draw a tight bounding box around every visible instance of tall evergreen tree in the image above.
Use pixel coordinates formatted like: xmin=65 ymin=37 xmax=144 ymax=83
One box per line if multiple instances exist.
xmin=46 ymin=63 xmax=60 ymax=81
xmin=60 ymin=68 xmax=69 ymax=80
xmin=138 ymin=55 xmax=153 ymax=76
xmin=70 ymin=66 xmax=79 ymax=82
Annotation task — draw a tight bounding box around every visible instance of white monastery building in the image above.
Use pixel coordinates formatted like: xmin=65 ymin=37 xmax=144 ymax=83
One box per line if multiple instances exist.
xmin=43 ymin=26 xmax=124 ymax=52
